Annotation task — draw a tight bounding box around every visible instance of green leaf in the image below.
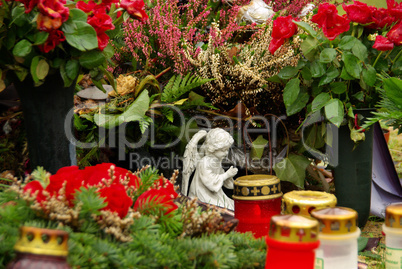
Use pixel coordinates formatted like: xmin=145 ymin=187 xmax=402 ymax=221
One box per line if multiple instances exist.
xmin=293 ymin=21 xmax=317 ymax=36
xmin=277 ymin=66 xmax=299 ymax=80
xmin=331 ymin=82 xmax=347 ymax=94
xmin=339 ymin=36 xmax=357 ymax=50
xmin=391 ymin=55 xmax=402 ymax=75
xmin=66 ymin=59 xmax=80 ymax=80
xmin=33 ymin=31 xmax=49 ymax=45
xmin=68 ymin=8 xmax=88 ymax=22
xmin=62 ymin=20 xmax=98 ymax=51
xmin=273 ymin=154 xmax=311 ymax=189
xmin=251 ymin=135 xmax=268 ymax=159
xmin=352 ymin=40 xmax=368 ymax=62
xmin=102 ymin=44 xmax=115 ymax=59
xmin=36 ymin=59 xmax=49 ymax=80
xmin=352 ymin=91 xmax=364 ymax=102
xmin=60 ymin=61 xmax=73 ymax=87
xmin=11 ymin=6 xmax=26 ymax=27
xmin=362 ymin=65 xmax=376 ymax=87
xmin=358 ymin=237 xmax=369 ymax=252
xmin=283 ymin=78 xmax=300 ymax=109
xmin=342 ymin=52 xmax=362 ymax=79
xmin=340 ymin=67 xmax=355 ymax=80
xmin=13 ymin=65 xmax=28 ymax=81
xmin=319 ymin=48 xmax=337 ymax=63
xmin=12 ymin=39 xmax=32 ymax=57
xmin=319 ymin=66 xmax=339 ymax=86
xmin=267 ymin=75 xmax=282 ymax=83
xmin=310 ymin=60 xmax=325 ymax=78
xmin=287 ymin=89 xmax=309 ymax=116
xmin=300 ymin=36 xmax=319 ymax=61
xmin=94 ymin=90 xmax=150 ymax=129
xmin=301 ymin=67 xmax=312 ymax=81
xmin=384 ymin=77 xmax=402 ymax=109
xmin=312 ymin=92 xmax=331 ymax=112
xmin=324 ymin=99 xmax=344 ymax=127
xmin=79 ymin=50 xmax=106 ymax=69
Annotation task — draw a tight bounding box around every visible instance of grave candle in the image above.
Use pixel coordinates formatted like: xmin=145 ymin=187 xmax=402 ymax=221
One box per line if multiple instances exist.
xmin=282 ymin=190 xmax=337 ymax=217
xmin=383 ymin=203 xmax=402 ymax=269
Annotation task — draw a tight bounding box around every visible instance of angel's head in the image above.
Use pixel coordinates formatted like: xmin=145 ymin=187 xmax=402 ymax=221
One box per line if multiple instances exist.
xmin=203 ymin=128 xmax=234 ymax=158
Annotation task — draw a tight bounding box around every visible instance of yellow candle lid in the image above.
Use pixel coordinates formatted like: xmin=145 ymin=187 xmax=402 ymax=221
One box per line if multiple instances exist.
xmin=385 ymin=203 xmax=402 ymax=228
xmin=269 ymin=214 xmax=319 ymax=243
xmin=282 ymin=190 xmax=337 ymax=216
xmin=14 ymin=226 xmax=69 ymax=256
xmin=233 ymin=174 xmax=282 ymax=201
xmin=311 ymin=207 xmax=358 ymax=235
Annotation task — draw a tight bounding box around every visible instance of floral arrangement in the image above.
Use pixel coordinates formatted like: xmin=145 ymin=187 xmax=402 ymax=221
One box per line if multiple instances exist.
xmin=268 ymin=0 xmax=402 ymax=136
xmin=0 ymin=163 xmax=267 ymax=267
xmin=0 ymin=0 xmax=147 ymax=90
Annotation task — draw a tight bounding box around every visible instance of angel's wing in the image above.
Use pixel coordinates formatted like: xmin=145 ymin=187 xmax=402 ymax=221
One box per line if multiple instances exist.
xmin=181 ymin=130 xmax=208 ymax=195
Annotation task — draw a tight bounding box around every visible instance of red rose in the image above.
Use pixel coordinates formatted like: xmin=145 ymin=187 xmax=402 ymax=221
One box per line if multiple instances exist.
xmin=99 ymin=0 xmax=120 ymax=10
xmin=84 ymin=163 xmax=130 ymax=186
xmin=269 ymin=37 xmax=285 ymax=54
xmin=134 ymin=188 xmax=178 ymax=215
xmin=23 ymin=181 xmax=46 ymax=203
xmin=37 ymin=0 xmax=69 ymax=31
xmin=76 ymin=0 xmax=97 ymax=13
xmin=127 ymin=173 xmax=141 ymax=188
xmin=343 ymin=1 xmax=372 ymax=24
xmin=387 ymin=21 xmax=402 ymax=46
xmin=312 ymin=3 xmax=350 ymax=40
xmin=368 ymin=7 xmax=395 ymax=30
xmin=38 ymin=29 xmax=66 ymax=53
xmin=120 ymin=0 xmax=149 ymax=22
xmin=373 ymin=35 xmax=394 ymax=51
xmin=87 ymin=12 xmax=115 ymax=51
xmin=269 ymin=16 xmax=297 ymax=54
xmin=387 ymin=0 xmax=402 ymax=19
xmin=16 ymin=0 xmax=39 ymax=13
xmin=98 ymin=183 xmax=133 ymax=218
xmin=46 ymin=166 xmax=85 ymax=205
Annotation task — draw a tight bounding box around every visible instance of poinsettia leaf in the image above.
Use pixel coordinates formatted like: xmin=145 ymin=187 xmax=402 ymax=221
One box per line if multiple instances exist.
xmin=273 ymin=154 xmax=310 ymax=189
xmin=342 ymin=52 xmax=362 ymax=79
xmin=362 ymin=65 xmax=376 ymax=87
xmin=12 ymin=39 xmax=32 ymax=57
xmin=319 ymin=48 xmax=337 ymax=63
xmin=324 ymin=99 xmax=344 ymax=127
xmin=283 ymin=78 xmax=300 ymax=109
xmin=331 ymin=82 xmax=347 ymax=94
xmin=79 ymin=50 xmax=106 ymax=69
xmin=62 ymin=20 xmax=98 ymax=51
xmin=312 ymin=92 xmax=331 ymax=112
xmin=251 ymin=135 xmax=268 ymax=159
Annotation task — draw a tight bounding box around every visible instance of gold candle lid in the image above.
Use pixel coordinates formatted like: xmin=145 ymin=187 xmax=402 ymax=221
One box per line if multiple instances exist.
xmin=311 ymin=207 xmax=358 ymax=235
xmin=233 ymin=174 xmax=282 ymax=201
xmin=282 ymin=190 xmax=337 ymax=216
xmin=269 ymin=215 xmax=319 ymax=243
xmin=385 ymin=203 xmax=402 ymax=228
xmin=14 ymin=226 xmax=69 ymax=256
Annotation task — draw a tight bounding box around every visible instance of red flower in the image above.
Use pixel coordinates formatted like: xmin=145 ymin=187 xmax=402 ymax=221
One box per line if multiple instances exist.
xmin=154 ymin=177 xmax=178 ymax=198
xmin=38 ymin=30 xmax=66 ymax=53
xmin=84 ymin=163 xmax=130 ymax=186
xmin=100 ymin=0 xmax=120 ymax=10
xmin=343 ymin=1 xmax=372 ymax=24
xmin=134 ymin=188 xmax=178 ymax=215
xmin=120 ymin=0 xmax=149 ymax=22
xmin=98 ymin=183 xmax=133 ymax=218
xmin=373 ymin=35 xmax=394 ymax=51
xmin=312 ymin=3 xmax=350 ymax=41
xmin=387 ymin=21 xmax=402 ymax=46
xmin=45 ymin=166 xmax=85 ymax=205
xmin=37 ymin=0 xmax=69 ymax=31
xmin=23 ymin=181 xmax=46 ymax=203
xmin=269 ymin=16 xmax=297 ymax=54
xmin=87 ymin=13 xmax=115 ymax=51
xmin=127 ymin=174 xmax=141 ymax=188
xmin=368 ymin=7 xmax=395 ymax=30
xmin=15 ymin=0 xmax=39 ymax=13
xmin=387 ymin=0 xmax=402 ymax=19
xmin=76 ymin=0 xmax=97 ymax=13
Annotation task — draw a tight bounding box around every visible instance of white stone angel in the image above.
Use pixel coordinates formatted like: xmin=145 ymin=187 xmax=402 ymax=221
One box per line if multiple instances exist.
xmin=182 ymin=128 xmax=238 ymax=210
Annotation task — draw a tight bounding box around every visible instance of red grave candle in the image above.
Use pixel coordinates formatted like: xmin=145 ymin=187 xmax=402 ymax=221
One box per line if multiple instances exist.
xmin=233 ymin=175 xmax=282 ymax=238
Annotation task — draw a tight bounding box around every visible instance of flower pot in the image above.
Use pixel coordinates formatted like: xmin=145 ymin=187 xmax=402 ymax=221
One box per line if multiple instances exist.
xmin=332 ymin=109 xmax=375 ymax=228
xmin=14 ymin=74 xmax=76 ymax=174
xmin=382 ymin=128 xmax=390 ymax=144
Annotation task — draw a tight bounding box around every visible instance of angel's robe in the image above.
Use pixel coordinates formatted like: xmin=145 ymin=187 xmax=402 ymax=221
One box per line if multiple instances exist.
xmin=188 ymin=155 xmax=234 ymax=210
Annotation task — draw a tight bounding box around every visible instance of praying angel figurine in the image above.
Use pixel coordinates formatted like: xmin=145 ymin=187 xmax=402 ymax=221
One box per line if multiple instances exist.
xmin=182 ymin=128 xmax=238 ymax=210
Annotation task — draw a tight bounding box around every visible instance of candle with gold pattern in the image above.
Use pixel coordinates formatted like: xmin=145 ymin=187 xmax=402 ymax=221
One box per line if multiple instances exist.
xmin=6 ymin=226 xmax=71 ymax=269
xmin=233 ymin=174 xmax=282 ymax=238
xmin=383 ymin=203 xmax=402 ymax=269
xmin=311 ymin=207 xmax=360 ymax=269
xmin=282 ymin=190 xmax=337 ymax=217
xmin=265 ymin=214 xmax=320 ymax=269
